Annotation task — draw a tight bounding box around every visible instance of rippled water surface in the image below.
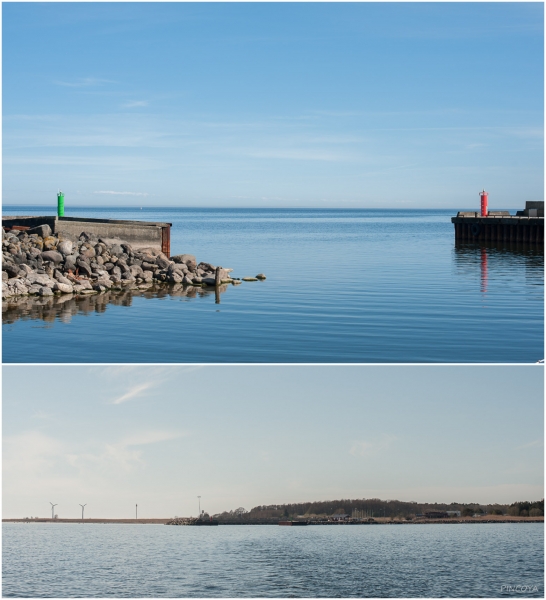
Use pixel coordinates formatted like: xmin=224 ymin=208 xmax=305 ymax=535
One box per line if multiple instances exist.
xmin=2 ymin=523 xmax=543 ymax=598
xmin=2 ymin=207 xmax=543 ymax=363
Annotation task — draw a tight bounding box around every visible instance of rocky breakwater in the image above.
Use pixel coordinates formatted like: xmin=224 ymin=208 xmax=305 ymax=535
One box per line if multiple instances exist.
xmin=2 ymin=224 xmax=247 ymax=300
xmin=166 ymin=517 xmax=219 ymax=526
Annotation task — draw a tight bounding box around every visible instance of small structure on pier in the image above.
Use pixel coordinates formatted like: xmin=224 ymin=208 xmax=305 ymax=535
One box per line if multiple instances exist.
xmin=452 ymin=199 xmax=544 ymax=245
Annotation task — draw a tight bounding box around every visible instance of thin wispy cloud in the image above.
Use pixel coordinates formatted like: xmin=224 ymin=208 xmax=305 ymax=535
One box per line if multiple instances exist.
xmin=122 ymin=100 xmax=149 ymax=108
xmin=111 ymin=382 xmax=154 ymax=405
xmin=3 ymin=430 xmax=185 ymax=476
xmin=3 ymin=432 xmax=65 ymax=474
xmin=122 ymin=431 xmax=183 ymax=447
xmin=516 ymin=439 xmax=543 ymax=450
xmin=242 ymin=148 xmax=351 ymax=162
xmin=54 ymin=77 xmax=116 ymax=88
xmin=67 ymin=430 xmax=186 ymax=471
xmin=94 ymin=191 xmax=149 ymax=196
xmin=96 ymin=366 xmax=194 ymax=404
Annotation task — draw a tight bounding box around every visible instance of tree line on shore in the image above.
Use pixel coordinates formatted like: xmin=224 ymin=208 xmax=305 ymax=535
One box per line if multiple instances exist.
xmin=212 ymin=498 xmax=544 ymax=521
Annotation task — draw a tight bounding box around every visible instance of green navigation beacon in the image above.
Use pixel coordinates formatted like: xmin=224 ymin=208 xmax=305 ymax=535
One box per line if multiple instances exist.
xmin=57 ymin=191 xmax=64 ymax=217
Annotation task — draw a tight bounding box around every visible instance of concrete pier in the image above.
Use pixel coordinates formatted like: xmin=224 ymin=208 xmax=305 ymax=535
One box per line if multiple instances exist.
xmin=2 ymin=216 xmax=172 ymax=256
xmin=451 ymin=201 xmax=544 ymax=246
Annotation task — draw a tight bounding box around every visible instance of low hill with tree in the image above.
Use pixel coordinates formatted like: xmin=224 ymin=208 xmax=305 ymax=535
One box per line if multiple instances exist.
xmin=213 ymin=498 xmax=544 ymax=523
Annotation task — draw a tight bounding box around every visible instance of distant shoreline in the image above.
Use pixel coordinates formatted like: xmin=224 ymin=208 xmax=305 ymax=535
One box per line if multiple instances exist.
xmin=3 ymin=517 xmax=543 ymax=525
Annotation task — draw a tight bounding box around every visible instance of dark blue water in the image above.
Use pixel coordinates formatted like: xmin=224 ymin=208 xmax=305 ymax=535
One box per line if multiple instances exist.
xmin=2 ymin=207 xmax=543 ymax=363
xmin=2 ymin=523 xmax=543 ymax=598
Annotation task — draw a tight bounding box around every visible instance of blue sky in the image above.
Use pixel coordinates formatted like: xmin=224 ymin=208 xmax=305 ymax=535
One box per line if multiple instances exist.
xmin=2 ymin=3 xmax=543 ymax=208
xmin=3 ymin=365 xmax=543 ymax=519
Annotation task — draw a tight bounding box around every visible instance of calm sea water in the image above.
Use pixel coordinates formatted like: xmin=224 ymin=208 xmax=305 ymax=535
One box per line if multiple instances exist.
xmin=2 ymin=523 xmax=543 ymax=598
xmin=2 ymin=207 xmax=543 ymax=363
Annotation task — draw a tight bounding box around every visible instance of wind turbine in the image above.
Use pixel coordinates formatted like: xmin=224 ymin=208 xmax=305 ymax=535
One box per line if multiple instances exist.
xmin=49 ymin=502 xmax=57 ymax=519
xmin=79 ymin=504 xmax=86 ymax=520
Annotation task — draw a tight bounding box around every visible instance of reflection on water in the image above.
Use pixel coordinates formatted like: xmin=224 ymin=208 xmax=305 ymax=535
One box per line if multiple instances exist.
xmin=453 ymin=242 xmax=544 ymax=296
xmin=2 ymin=284 xmax=230 ymax=326
xmin=481 ymin=247 xmax=488 ymax=294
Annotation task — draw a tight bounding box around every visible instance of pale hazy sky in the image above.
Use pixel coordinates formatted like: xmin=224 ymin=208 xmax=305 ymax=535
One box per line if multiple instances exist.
xmin=3 ymin=365 xmax=543 ymax=519
xmin=2 ymin=3 xmax=543 ymax=208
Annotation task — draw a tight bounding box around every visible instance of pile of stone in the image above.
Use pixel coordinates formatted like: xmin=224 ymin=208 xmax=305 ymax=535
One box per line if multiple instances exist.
xmin=2 ymin=224 xmax=243 ymax=300
xmin=165 ymin=517 xmax=196 ymax=526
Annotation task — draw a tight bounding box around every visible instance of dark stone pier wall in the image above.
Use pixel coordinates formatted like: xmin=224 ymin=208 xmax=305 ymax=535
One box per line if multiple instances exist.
xmin=2 ymin=216 xmax=172 ymax=255
xmin=452 ymin=217 xmax=544 ymax=245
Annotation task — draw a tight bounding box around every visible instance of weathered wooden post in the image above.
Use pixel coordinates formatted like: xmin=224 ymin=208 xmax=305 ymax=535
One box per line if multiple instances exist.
xmin=215 ymin=267 xmax=221 ymax=304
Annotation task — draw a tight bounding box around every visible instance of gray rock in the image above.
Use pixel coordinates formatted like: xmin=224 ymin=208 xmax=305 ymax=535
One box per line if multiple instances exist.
xmin=110 ymin=244 xmax=124 ymax=257
xmin=129 ymin=265 xmax=143 ymax=277
xmin=41 ymin=250 xmax=63 ymax=263
xmin=171 ymin=254 xmax=196 ymax=265
xmin=169 ymin=262 xmax=187 ymax=273
xmin=79 ymin=231 xmax=98 ymax=242
xmin=53 ymin=282 xmax=73 ymax=294
xmin=79 ymin=246 xmax=96 ymax=259
xmin=29 ymin=274 xmax=54 ymax=286
xmin=57 ymin=240 xmax=73 ymax=256
xmin=80 ymin=279 xmax=93 ymax=290
xmin=64 ymin=254 xmax=78 ymax=268
xmin=19 ymin=264 xmax=33 ymax=275
xmin=28 ymin=224 xmax=52 ymax=238
xmin=3 ymin=263 xmax=19 ymax=278
xmin=156 ymin=256 xmax=170 ymax=269
xmin=38 ymin=286 xmax=54 ymax=296
xmin=97 ymin=277 xmax=113 ymax=289
xmin=56 ymin=274 xmax=72 ymax=286
xmin=12 ymin=280 xmax=29 ymax=295
xmin=77 ymin=261 xmax=93 ymax=277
